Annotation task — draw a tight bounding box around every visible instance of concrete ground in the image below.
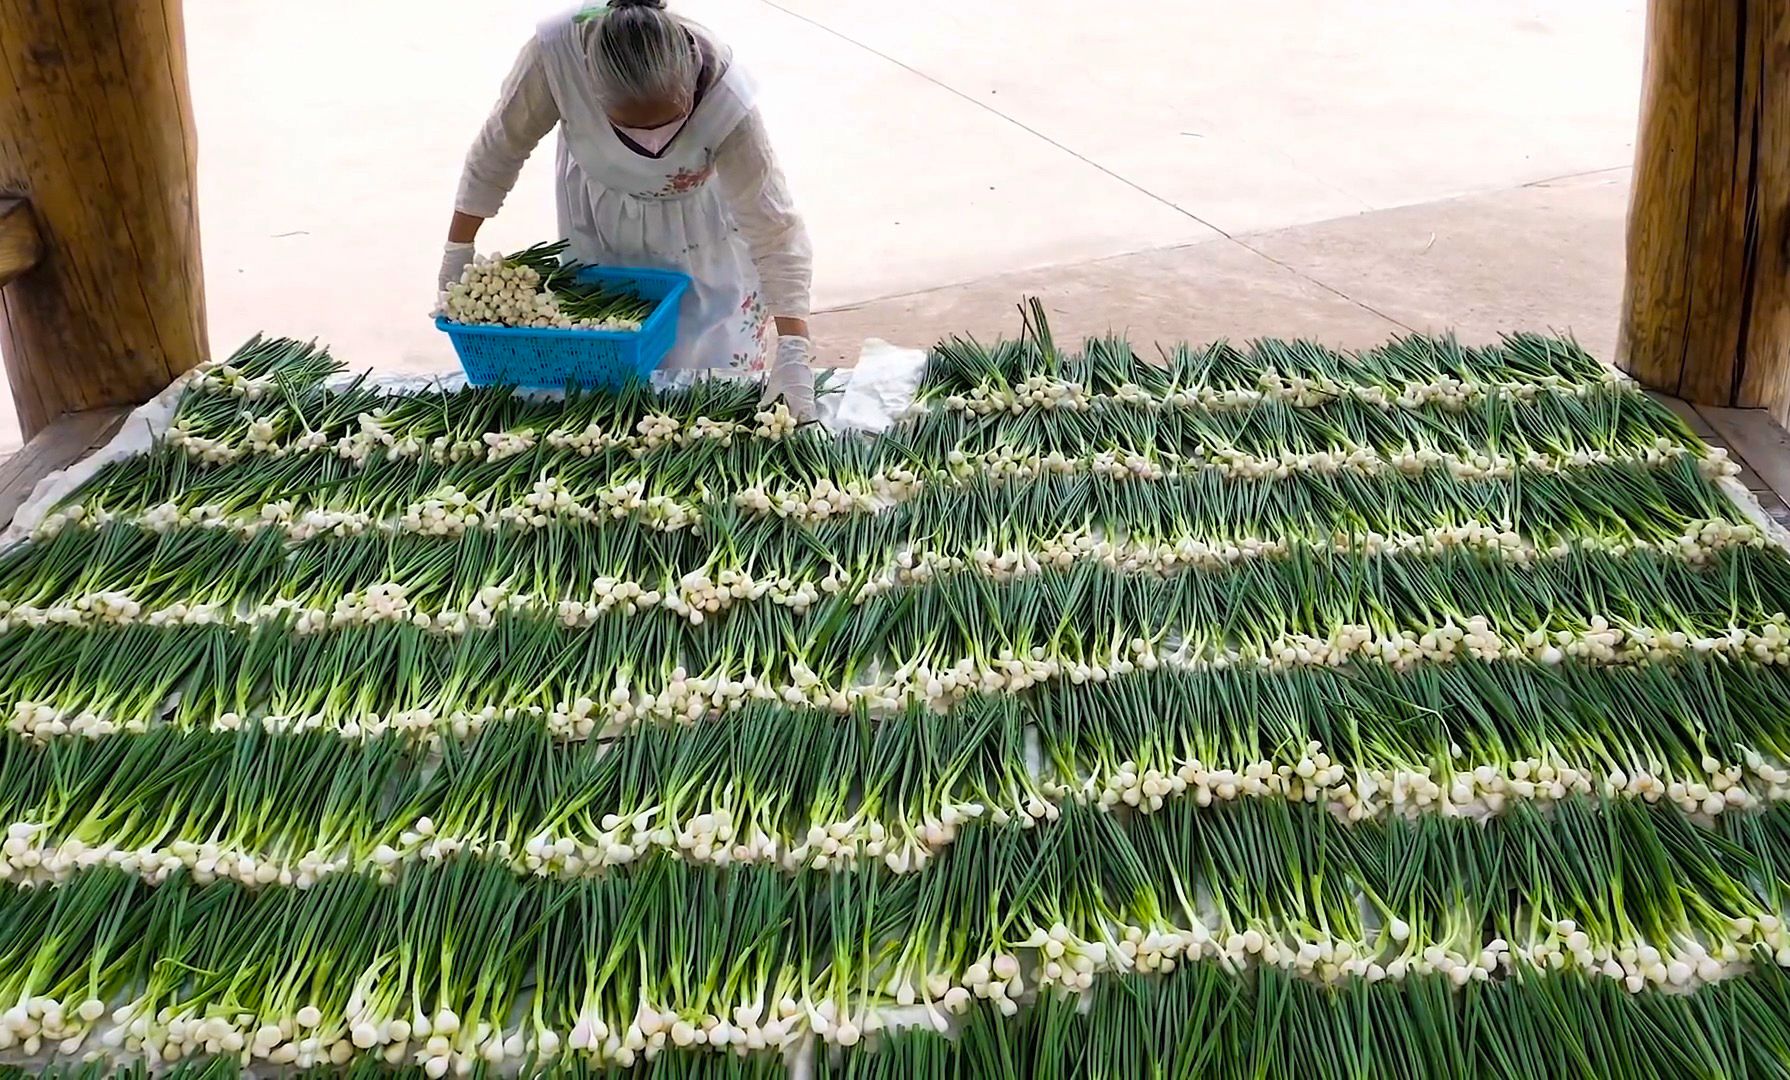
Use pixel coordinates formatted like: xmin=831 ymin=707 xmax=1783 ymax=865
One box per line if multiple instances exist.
xmin=817 ymin=168 xmax=1631 ymax=364
xmin=0 ymin=0 xmax=1644 ymax=450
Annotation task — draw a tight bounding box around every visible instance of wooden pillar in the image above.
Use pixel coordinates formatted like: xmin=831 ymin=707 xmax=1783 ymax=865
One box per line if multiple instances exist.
xmin=1618 ymin=0 xmax=1790 ymax=419
xmin=0 ymin=0 xmax=208 ymax=439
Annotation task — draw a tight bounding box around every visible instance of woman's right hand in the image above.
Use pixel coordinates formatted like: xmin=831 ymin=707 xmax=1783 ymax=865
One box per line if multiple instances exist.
xmin=762 ymin=335 xmax=817 ymax=420
xmin=438 ymin=241 xmax=477 ymax=292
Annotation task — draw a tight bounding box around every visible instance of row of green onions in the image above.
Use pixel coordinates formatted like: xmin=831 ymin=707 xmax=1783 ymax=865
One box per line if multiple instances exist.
xmin=5 ymin=544 xmax=1790 ymax=729
xmin=4 ymin=658 xmax=1790 ymax=830
xmin=47 ymin=456 xmax=1743 ymax=565
xmin=171 ymin=366 xmax=1693 ymax=464
xmin=3 ymin=512 xmax=1769 ymax=624
xmin=1 ymin=684 xmax=1785 ymax=881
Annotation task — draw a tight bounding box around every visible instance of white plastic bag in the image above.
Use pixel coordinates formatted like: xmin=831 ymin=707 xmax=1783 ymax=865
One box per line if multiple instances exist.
xmin=819 ymin=339 xmax=928 ymax=435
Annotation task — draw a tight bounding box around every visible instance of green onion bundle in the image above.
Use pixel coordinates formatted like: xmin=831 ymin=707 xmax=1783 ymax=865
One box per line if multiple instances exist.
xmin=436 ymin=241 xmax=658 ymax=331
xmin=2 ymin=307 xmax=1789 ymax=1075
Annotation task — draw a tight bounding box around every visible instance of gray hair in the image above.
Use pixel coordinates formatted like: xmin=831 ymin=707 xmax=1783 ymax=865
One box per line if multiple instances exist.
xmin=588 ymin=0 xmax=698 ymax=109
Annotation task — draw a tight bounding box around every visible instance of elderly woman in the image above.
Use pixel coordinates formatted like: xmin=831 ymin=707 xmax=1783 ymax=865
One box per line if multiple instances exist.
xmin=440 ymin=0 xmax=815 ymax=414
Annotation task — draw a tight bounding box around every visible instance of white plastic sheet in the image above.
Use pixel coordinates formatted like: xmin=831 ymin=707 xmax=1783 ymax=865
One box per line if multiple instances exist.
xmin=1721 ymin=476 xmax=1790 ymax=555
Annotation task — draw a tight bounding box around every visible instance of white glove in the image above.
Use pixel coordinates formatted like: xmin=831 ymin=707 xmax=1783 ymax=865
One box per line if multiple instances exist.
xmin=438 ymin=241 xmax=476 ymax=291
xmin=761 ymin=334 xmax=816 ymax=420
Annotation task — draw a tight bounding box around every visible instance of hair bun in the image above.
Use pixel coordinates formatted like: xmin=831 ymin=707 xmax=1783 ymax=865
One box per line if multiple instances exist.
xmin=609 ymin=0 xmax=667 ymax=8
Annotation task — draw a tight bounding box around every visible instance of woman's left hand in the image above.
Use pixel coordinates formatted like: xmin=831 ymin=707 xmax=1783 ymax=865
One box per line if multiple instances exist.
xmin=762 ymin=334 xmax=816 ymax=420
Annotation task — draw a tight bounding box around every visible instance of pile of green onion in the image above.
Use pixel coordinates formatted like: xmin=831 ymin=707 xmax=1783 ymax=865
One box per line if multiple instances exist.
xmin=2 ymin=302 xmax=1789 ymax=1077
xmin=435 ymin=241 xmax=658 ymax=331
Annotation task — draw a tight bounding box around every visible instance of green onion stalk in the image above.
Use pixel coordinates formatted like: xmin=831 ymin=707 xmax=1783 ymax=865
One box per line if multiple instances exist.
xmin=0 ymin=870 xmax=147 ymax=1056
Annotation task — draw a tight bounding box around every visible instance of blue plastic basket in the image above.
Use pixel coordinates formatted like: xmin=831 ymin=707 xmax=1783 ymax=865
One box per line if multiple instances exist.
xmin=435 ymin=265 xmax=690 ymax=390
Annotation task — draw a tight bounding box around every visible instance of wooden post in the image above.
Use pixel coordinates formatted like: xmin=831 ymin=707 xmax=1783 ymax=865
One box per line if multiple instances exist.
xmin=0 ymin=0 xmax=208 ymax=439
xmin=1617 ymin=0 xmax=1790 ymax=419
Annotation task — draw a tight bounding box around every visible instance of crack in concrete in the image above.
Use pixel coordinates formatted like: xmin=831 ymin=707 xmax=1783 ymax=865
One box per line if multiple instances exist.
xmin=753 ymin=0 xmax=1230 ymax=237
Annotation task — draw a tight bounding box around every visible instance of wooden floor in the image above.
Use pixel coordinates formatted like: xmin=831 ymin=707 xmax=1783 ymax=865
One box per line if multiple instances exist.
xmin=3 ymin=399 xmax=1790 ymax=533
xmin=1650 ymin=395 xmax=1790 ymax=531
xmin=0 ymin=407 xmax=130 ymax=529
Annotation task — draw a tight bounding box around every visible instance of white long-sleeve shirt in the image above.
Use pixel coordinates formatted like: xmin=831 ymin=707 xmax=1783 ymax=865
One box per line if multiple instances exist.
xmin=456 ymin=36 xmax=813 ymax=320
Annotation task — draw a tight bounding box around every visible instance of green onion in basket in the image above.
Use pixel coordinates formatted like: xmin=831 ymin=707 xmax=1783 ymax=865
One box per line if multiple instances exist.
xmin=435 ymin=239 xmax=657 ymax=331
